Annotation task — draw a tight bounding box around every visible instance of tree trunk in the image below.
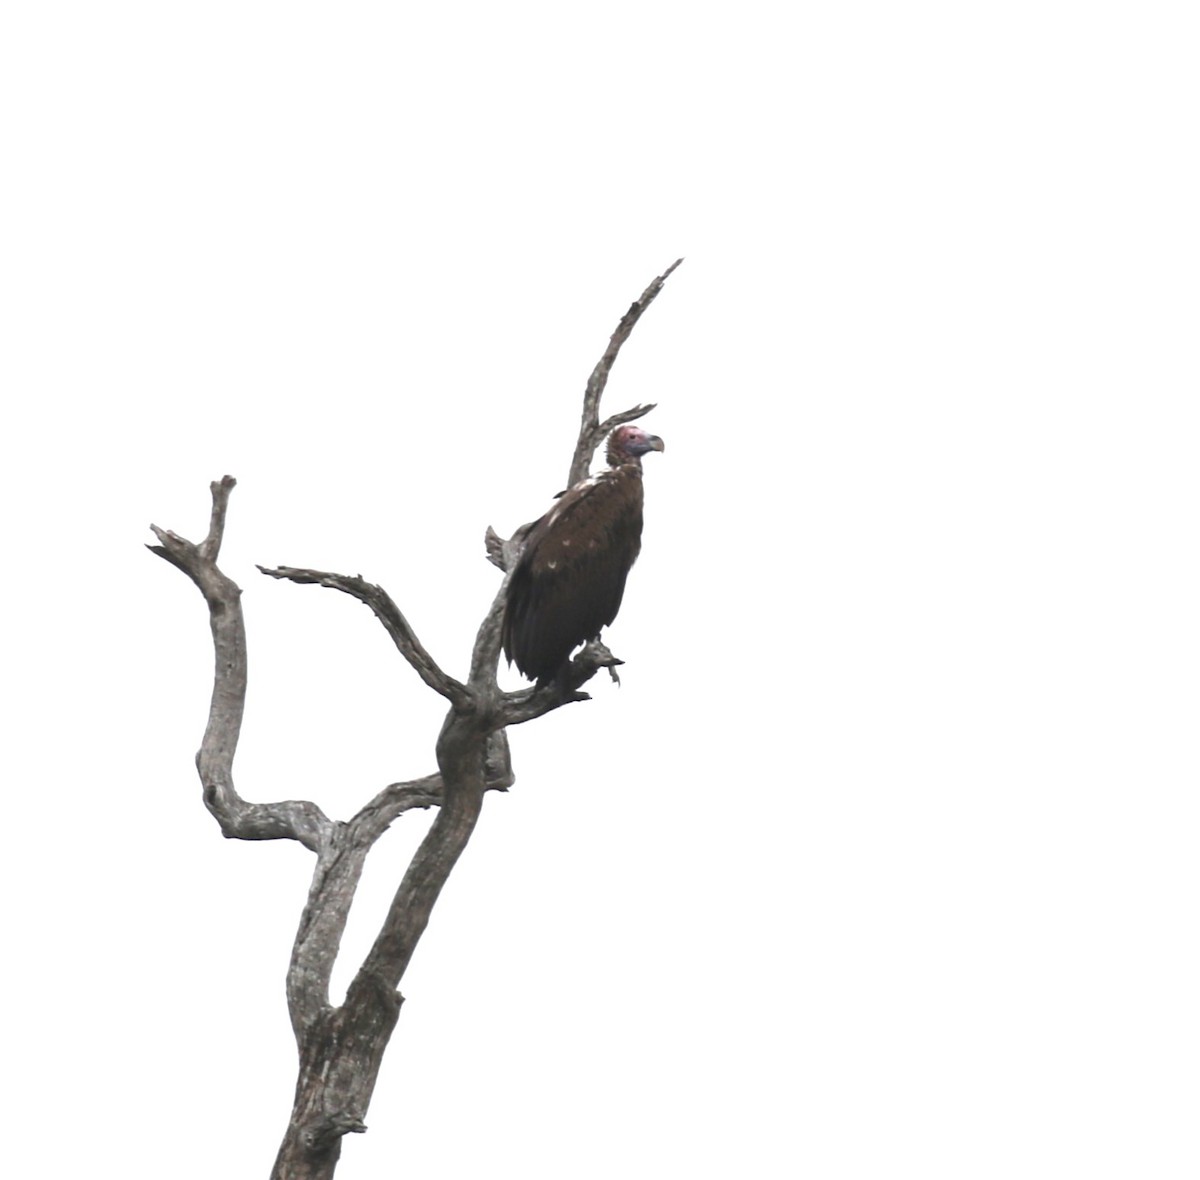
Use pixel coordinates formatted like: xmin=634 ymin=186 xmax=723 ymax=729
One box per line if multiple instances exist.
xmin=269 ymin=983 xmax=402 ymax=1180
xmin=271 ymin=716 xmax=489 ymax=1178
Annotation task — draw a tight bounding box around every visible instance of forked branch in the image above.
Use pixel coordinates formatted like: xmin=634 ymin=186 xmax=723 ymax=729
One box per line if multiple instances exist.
xmin=148 ymin=477 xmax=332 ymax=853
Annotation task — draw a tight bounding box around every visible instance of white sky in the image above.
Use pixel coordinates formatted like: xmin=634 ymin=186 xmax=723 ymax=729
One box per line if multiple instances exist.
xmin=4 ymin=2 xmax=1198 ymax=1177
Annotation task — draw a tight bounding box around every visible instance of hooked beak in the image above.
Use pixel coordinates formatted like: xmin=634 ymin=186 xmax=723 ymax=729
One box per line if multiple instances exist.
xmin=645 ymin=434 xmax=665 ymax=454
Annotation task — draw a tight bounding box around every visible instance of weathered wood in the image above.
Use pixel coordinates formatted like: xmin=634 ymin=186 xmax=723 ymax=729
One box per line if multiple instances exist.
xmin=148 ymin=478 xmax=334 ymax=854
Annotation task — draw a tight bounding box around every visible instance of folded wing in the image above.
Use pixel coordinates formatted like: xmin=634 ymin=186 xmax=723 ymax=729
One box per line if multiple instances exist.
xmin=502 ymin=467 xmax=645 ymax=682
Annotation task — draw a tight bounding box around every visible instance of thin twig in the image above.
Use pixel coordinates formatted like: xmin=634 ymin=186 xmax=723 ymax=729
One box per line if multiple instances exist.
xmin=568 ymin=257 xmax=682 ymax=487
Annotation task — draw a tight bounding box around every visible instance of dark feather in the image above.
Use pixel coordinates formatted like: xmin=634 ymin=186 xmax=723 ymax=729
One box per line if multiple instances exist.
xmin=503 ymin=467 xmax=646 ymax=682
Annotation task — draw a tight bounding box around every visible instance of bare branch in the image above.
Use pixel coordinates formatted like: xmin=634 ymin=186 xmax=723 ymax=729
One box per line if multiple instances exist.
xmin=199 ymin=474 xmax=233 ymax=562
xmin=352 ymin=734 xmax=513 ymax=843
xmin=595 ymin=401 xmax=658 ymax=439
xmin=283 ymin=777 xmax=465 ymax=1039
xmin=498 ymin=640 xmax=625 ymax=725
xmin=287 ymin=830 xmax=370 ymax=1036
xmin=483 ymin=523 xmax=533 ymax=574
xmin=467 ymin=573 xmax=512 ymax=690
xmin=258 ymin=565 xmax=472 ymax=709
xmin=148 ymin=479 xmax=333 ymax=854
xmin=568 ymin=257 xmax=682 ymax=487
xmin=348 ymin=715 xmax=490 ymax=998
xmin=285 ymin=731 xmax=512 ymax=1036
xmin=353 ymin=775 xmax=444 ymax=828
xmin=483 ymin=525 xmax=506 ymax=571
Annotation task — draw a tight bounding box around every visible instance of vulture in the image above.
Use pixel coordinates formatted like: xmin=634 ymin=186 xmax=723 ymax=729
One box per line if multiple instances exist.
xmin=502 ymin=424 xmax=665 ymax=683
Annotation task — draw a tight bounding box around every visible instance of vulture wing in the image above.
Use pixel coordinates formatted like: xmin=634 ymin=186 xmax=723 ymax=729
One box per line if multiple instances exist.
xmin=502 ymin=467 xmax=645 ymax=681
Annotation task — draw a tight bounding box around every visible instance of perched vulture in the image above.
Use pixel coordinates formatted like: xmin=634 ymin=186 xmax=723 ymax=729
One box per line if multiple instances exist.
xmin=502 ymin=424 xmax=665 ymax=683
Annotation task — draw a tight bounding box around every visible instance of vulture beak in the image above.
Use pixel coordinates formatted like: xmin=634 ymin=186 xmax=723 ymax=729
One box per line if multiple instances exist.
xmin=645 ymin=434 xmax=665 ymax=454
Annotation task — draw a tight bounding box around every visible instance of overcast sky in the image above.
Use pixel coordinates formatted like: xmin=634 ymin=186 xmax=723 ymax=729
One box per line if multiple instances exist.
xmin=4 ymin=3 xmax=1198 ymax=1177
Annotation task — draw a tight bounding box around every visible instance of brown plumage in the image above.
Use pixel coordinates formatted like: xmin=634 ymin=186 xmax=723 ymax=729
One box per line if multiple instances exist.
xmin=502 ymin=424 xmax=665 ymax=682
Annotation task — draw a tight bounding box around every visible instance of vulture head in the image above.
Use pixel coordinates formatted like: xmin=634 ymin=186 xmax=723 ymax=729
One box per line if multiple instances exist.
xmin=606 ymin=424 xmax=666 ymax=467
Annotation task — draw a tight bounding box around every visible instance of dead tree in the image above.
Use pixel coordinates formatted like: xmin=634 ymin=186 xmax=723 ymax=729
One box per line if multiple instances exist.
xmin=148 ymin=260 xmax=681 ymax=1180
